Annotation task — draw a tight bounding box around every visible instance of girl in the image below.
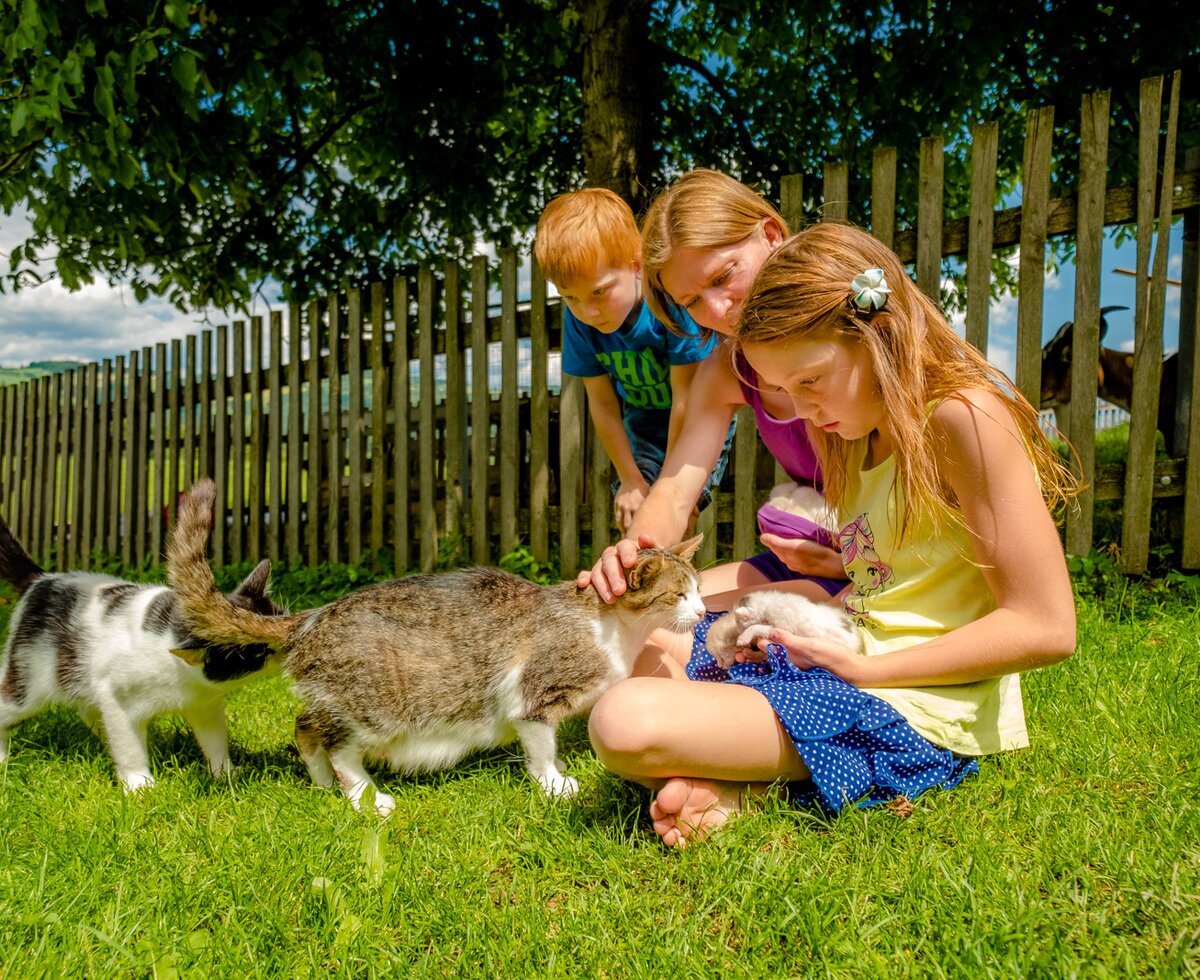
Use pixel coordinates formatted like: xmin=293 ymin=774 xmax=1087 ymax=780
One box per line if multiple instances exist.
xmin=579 ymin=170 xmax=845 ymax=611
xmin=587 ymin=222 xmax=1078 ymax=847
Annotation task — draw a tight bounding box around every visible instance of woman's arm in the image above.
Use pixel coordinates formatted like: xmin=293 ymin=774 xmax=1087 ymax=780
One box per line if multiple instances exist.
xmin=665 ymin=361 xmax=700 ymax=456
xmin=577 ymin=351 xmax=744 ymax=600
xmin=773 ymin=390 xmax=1076 ymax=686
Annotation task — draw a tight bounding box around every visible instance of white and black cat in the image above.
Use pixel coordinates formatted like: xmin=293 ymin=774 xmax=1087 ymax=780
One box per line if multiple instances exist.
xmin=0 ymin=512 xmax=286 ymax=791
xmin=705 ymin=590 xmax=862 ymax=669
xmin=167 ymin=478 xmax=707 ymax=815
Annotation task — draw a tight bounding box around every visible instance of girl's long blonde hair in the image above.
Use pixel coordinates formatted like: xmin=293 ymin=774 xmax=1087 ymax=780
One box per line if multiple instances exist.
xmin=641 ymin=169 xmax=789 ymax=334
xmin=736 ymin=223 xmax=1078 ymax=540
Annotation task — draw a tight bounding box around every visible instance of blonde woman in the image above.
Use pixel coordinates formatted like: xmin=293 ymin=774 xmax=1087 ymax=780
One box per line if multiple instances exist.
xmin=580 ymin=170 xmax=845 ymax=612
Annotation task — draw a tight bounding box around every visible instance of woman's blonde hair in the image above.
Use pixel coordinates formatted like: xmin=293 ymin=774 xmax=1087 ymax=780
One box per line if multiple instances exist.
xmin=735 ymin=222 xmax=1077 ymax=540
xmin=641 ymin=169 xmax=789 ymax=334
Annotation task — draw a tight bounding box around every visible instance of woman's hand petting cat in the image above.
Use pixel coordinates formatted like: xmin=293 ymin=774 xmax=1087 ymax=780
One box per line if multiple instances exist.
xmin=576 ymin=532 xmax=661 ymax=602
xmin=759 ymin=534 xmax=846 ymax=580
xmin=760 ymin=627 xmax=873 ymax=686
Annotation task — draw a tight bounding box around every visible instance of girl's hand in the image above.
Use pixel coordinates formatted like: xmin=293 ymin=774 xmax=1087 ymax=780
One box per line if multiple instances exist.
xmin=613 ymin=478 xmax=651 ymax=534
xmin=759 ymin=533 xmax=846 ymax=580
xmin=759 ymin=627 xmax=874 ymax=686
xmin=576 ymin=533 xmax=660 ymax=603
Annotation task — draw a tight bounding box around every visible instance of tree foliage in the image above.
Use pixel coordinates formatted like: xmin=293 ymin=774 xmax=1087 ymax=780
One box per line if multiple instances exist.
xmin=2 ymin=0 xmax=1197 ymax=310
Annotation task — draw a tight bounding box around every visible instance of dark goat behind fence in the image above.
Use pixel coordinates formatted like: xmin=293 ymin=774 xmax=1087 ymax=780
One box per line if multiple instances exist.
xmin=1040 ymin=306 xmax=1179 ymax=447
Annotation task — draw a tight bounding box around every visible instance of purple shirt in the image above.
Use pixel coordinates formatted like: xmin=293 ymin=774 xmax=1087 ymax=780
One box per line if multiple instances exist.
xmin=733 ymin=352 xmax=822 ymax=487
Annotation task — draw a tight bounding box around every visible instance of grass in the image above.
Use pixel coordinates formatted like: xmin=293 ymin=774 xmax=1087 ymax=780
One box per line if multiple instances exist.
xmin=1 ymin=558 xmax=1198 ymax=977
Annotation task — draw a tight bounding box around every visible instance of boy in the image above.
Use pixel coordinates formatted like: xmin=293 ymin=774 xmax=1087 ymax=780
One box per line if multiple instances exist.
xmin=534 ymin=188 xmax=733 ymax=533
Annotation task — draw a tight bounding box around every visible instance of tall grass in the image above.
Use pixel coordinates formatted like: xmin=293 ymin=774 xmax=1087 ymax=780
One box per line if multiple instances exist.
xmin=1 ymin=555 xmax=1197 ymax=977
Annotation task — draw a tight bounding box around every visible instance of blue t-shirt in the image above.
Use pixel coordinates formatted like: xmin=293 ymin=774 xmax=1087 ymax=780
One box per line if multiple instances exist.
xmin=562 ymin=300 xmax=718 ymax=458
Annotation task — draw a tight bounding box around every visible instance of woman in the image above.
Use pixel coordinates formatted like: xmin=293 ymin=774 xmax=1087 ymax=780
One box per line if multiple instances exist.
xmin=579 ymin=169 xmax=845 ymax=612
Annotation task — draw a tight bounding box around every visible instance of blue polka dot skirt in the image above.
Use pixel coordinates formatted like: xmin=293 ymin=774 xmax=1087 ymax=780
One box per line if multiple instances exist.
xmin=689 ymin=612 xmax=978 ymax=813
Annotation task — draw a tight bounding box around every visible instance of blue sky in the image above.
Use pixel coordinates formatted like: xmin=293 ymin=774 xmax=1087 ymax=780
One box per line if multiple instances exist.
xmin=0 ymin=206 xmax=1185 ymax=388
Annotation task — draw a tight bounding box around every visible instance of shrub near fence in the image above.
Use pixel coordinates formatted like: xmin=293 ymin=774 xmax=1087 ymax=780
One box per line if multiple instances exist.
xmin=1 ymin=72 xmax=1198 ymax=576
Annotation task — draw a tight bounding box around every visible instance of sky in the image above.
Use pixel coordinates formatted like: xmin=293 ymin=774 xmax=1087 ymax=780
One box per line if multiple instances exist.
xmin=0 ymin=206 xmax=1185 ymax=388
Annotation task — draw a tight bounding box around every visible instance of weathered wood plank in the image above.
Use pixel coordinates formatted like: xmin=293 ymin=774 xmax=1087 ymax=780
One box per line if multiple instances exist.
xmin=69 ymin=367 xmax=87 ymax=568
xmin=1122 ymin=73 xmax=1179 ymax=573
xmin=779 ymin=173 xmax=804 ymax=234
xmin=286 ymin=304 xmax=303 ymax=559
xmin=391 ymin=280 xmax=411 ymax=572
xmin=268 ymin=311 xmax=284 ymax=562
xmin=731 ymin=406 xmax=759 ymax=561
xmin=247 ymin=317 xmax=266 ymax=561
xmin=305 ymin=300 xmax=323 ymax=567
xmin=168 ymin=338 xmax=182 ymax=536
xmin=95 ymin=360 xmax=112 ymax=559
xmin=214 ymin=327 xmax=229 ymax=565
xmin=346 ymin=289 xmax=364 ymax=564
xmin=1016 ymin=105 xmax=1054 ymax=407
xmin=134 ymin=349 xmax=152 ymax=565
xmin=871 ymin=146 xmax=897 ymax=247
xmin=499 ymin=248 xmax=519 ymax=556
xmin=109 ymin=356 xmax=126 ymax=560
xmin=916 ymin=135 xmax=945 ymax=301
xmin=79 ymin=363 xmax=97 ymax=567
xmin=529 ymin=258 xmax=550 ymax=563
xmin=418 ymin=268 xmax=437 ymax=572
xmin=326 ymin=296 xmax=343 ymax=565
xmin=470 ymin=256 xmax=490 ymax=564
xmin=823 ymin=161 xmax=850 ymax=223
xmin=151 ymin=343 xmax=167 ymax=564
xmin=1065 ymin=88 xmax=1111 ymax=556
xmin=558 ymin=371 xmax=584 ymax=576
xmin=965 ymin=120 xmax=998 ymax=354
xmin=369 ymin=283 xmax=387 ymax=556
xmin=443 ymin=263 xmax=467 ymax=542
xmin=230 ymin=323 xmax=246 ymax=564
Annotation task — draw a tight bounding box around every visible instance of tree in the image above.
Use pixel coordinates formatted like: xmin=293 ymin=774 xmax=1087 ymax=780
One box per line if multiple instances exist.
xmin=2 ymin=0 xmax=1197 ymax=310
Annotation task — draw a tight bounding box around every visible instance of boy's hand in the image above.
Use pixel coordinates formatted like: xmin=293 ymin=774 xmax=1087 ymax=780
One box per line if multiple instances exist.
xmin=613 ymin=477 xmax=651 ymax=534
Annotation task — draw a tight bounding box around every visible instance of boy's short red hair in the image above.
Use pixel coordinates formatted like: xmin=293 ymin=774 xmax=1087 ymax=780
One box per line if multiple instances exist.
xmin=534 ymin=188 xmax=641 ymax=285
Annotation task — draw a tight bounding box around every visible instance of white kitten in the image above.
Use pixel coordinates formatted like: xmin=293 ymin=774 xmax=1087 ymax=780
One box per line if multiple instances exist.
xmin=764 ymin=481 xmax=839 ymax=533
xmin=705 ymin=590 xmax=861 ymax=669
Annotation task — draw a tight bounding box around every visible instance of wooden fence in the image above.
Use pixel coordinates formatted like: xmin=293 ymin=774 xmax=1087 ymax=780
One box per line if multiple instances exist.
xmin=1 ymin=72 xmax=1197 ymax=576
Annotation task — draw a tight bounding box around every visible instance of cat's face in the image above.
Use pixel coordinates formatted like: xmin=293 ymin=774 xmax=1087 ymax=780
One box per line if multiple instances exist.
xmin=618 ymin=536 xmax=706 ymax=632
xmin=174 ymin=560 xmax=287 ymax=681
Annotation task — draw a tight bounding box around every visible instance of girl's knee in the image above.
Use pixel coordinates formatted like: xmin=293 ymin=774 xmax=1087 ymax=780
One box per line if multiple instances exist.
xmin=589 ymin=679 xmax=672 ymax=763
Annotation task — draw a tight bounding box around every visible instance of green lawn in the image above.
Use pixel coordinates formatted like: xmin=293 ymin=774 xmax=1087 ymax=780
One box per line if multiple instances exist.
xmin=1 ymin=561 xmax=1197 ymax=977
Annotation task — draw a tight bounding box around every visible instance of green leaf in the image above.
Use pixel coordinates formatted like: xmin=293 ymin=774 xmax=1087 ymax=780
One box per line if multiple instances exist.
xmin=10 ymin=100 xmax=29 ymax=137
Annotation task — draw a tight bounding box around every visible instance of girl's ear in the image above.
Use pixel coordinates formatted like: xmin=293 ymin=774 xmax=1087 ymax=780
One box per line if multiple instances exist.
xmin=670 ymin=534 xmax=704 ymax=563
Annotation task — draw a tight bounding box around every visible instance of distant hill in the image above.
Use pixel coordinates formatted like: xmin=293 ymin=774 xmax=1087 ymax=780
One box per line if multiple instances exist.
xmin=0 ymin=361 xmax=84 ymax=387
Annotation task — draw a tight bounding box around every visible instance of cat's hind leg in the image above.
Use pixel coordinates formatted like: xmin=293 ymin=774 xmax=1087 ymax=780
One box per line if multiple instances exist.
xmin=182 ymin=700 xmax=233 ymax=779
xmin=513 ymin=719 xmax=577 ymax=797
xmin=327 ymin=743 xmax=395 ymax=817
xmin=295 ymin=708 xmax=336 ymax=788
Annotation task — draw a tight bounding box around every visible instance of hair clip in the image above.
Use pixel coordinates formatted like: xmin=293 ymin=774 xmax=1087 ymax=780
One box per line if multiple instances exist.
xmin=851 ymin=268 xmax=890 ymax=311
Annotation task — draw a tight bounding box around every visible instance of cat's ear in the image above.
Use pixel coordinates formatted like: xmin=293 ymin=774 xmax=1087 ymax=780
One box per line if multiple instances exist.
xmin=626 ymin=554 xmax=662 ymax=592
xmin=234 ymin=559 xmax=273 ymax=599
xmin=669 ymin=534 xmax=704 ymax=563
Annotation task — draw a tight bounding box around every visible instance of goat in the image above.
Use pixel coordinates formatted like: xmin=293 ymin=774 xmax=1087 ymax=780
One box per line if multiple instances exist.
xmin=1040 ymin=305 xmax=1178 ymax=441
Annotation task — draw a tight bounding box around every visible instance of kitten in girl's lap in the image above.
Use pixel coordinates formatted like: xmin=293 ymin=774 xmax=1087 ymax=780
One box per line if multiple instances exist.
xmin=167 ymin=478 xmax=707 ymax=815
xmin=0 ymin=513 xmax=286 ymax=791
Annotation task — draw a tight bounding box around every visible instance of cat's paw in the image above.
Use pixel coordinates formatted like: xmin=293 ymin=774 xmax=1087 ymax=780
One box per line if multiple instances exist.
xmin=120 ymin=771 xmax=156 ymax=793
xmin=540 ymin=773 xmax=579 ymax=798
xmin=371 ymin=791 xmax=397 ymax=817
xmin=734 ymin=623 xmax=773 ymax=651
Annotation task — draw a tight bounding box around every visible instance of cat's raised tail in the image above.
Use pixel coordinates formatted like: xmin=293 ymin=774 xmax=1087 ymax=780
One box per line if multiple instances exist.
xmin=167 ymin=479 xmax=305 ymax=651
xmin=0 ymin=511 xmax=44 ymax=594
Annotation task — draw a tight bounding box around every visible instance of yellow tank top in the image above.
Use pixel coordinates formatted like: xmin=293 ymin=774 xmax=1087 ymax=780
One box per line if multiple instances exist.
xmin=839 ymin=438 xmax=1028 ymax=756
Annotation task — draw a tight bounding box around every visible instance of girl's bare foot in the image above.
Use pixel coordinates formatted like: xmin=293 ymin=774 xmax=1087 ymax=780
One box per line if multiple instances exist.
xmin=649 ymin=778 xmax=742 ymax=848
